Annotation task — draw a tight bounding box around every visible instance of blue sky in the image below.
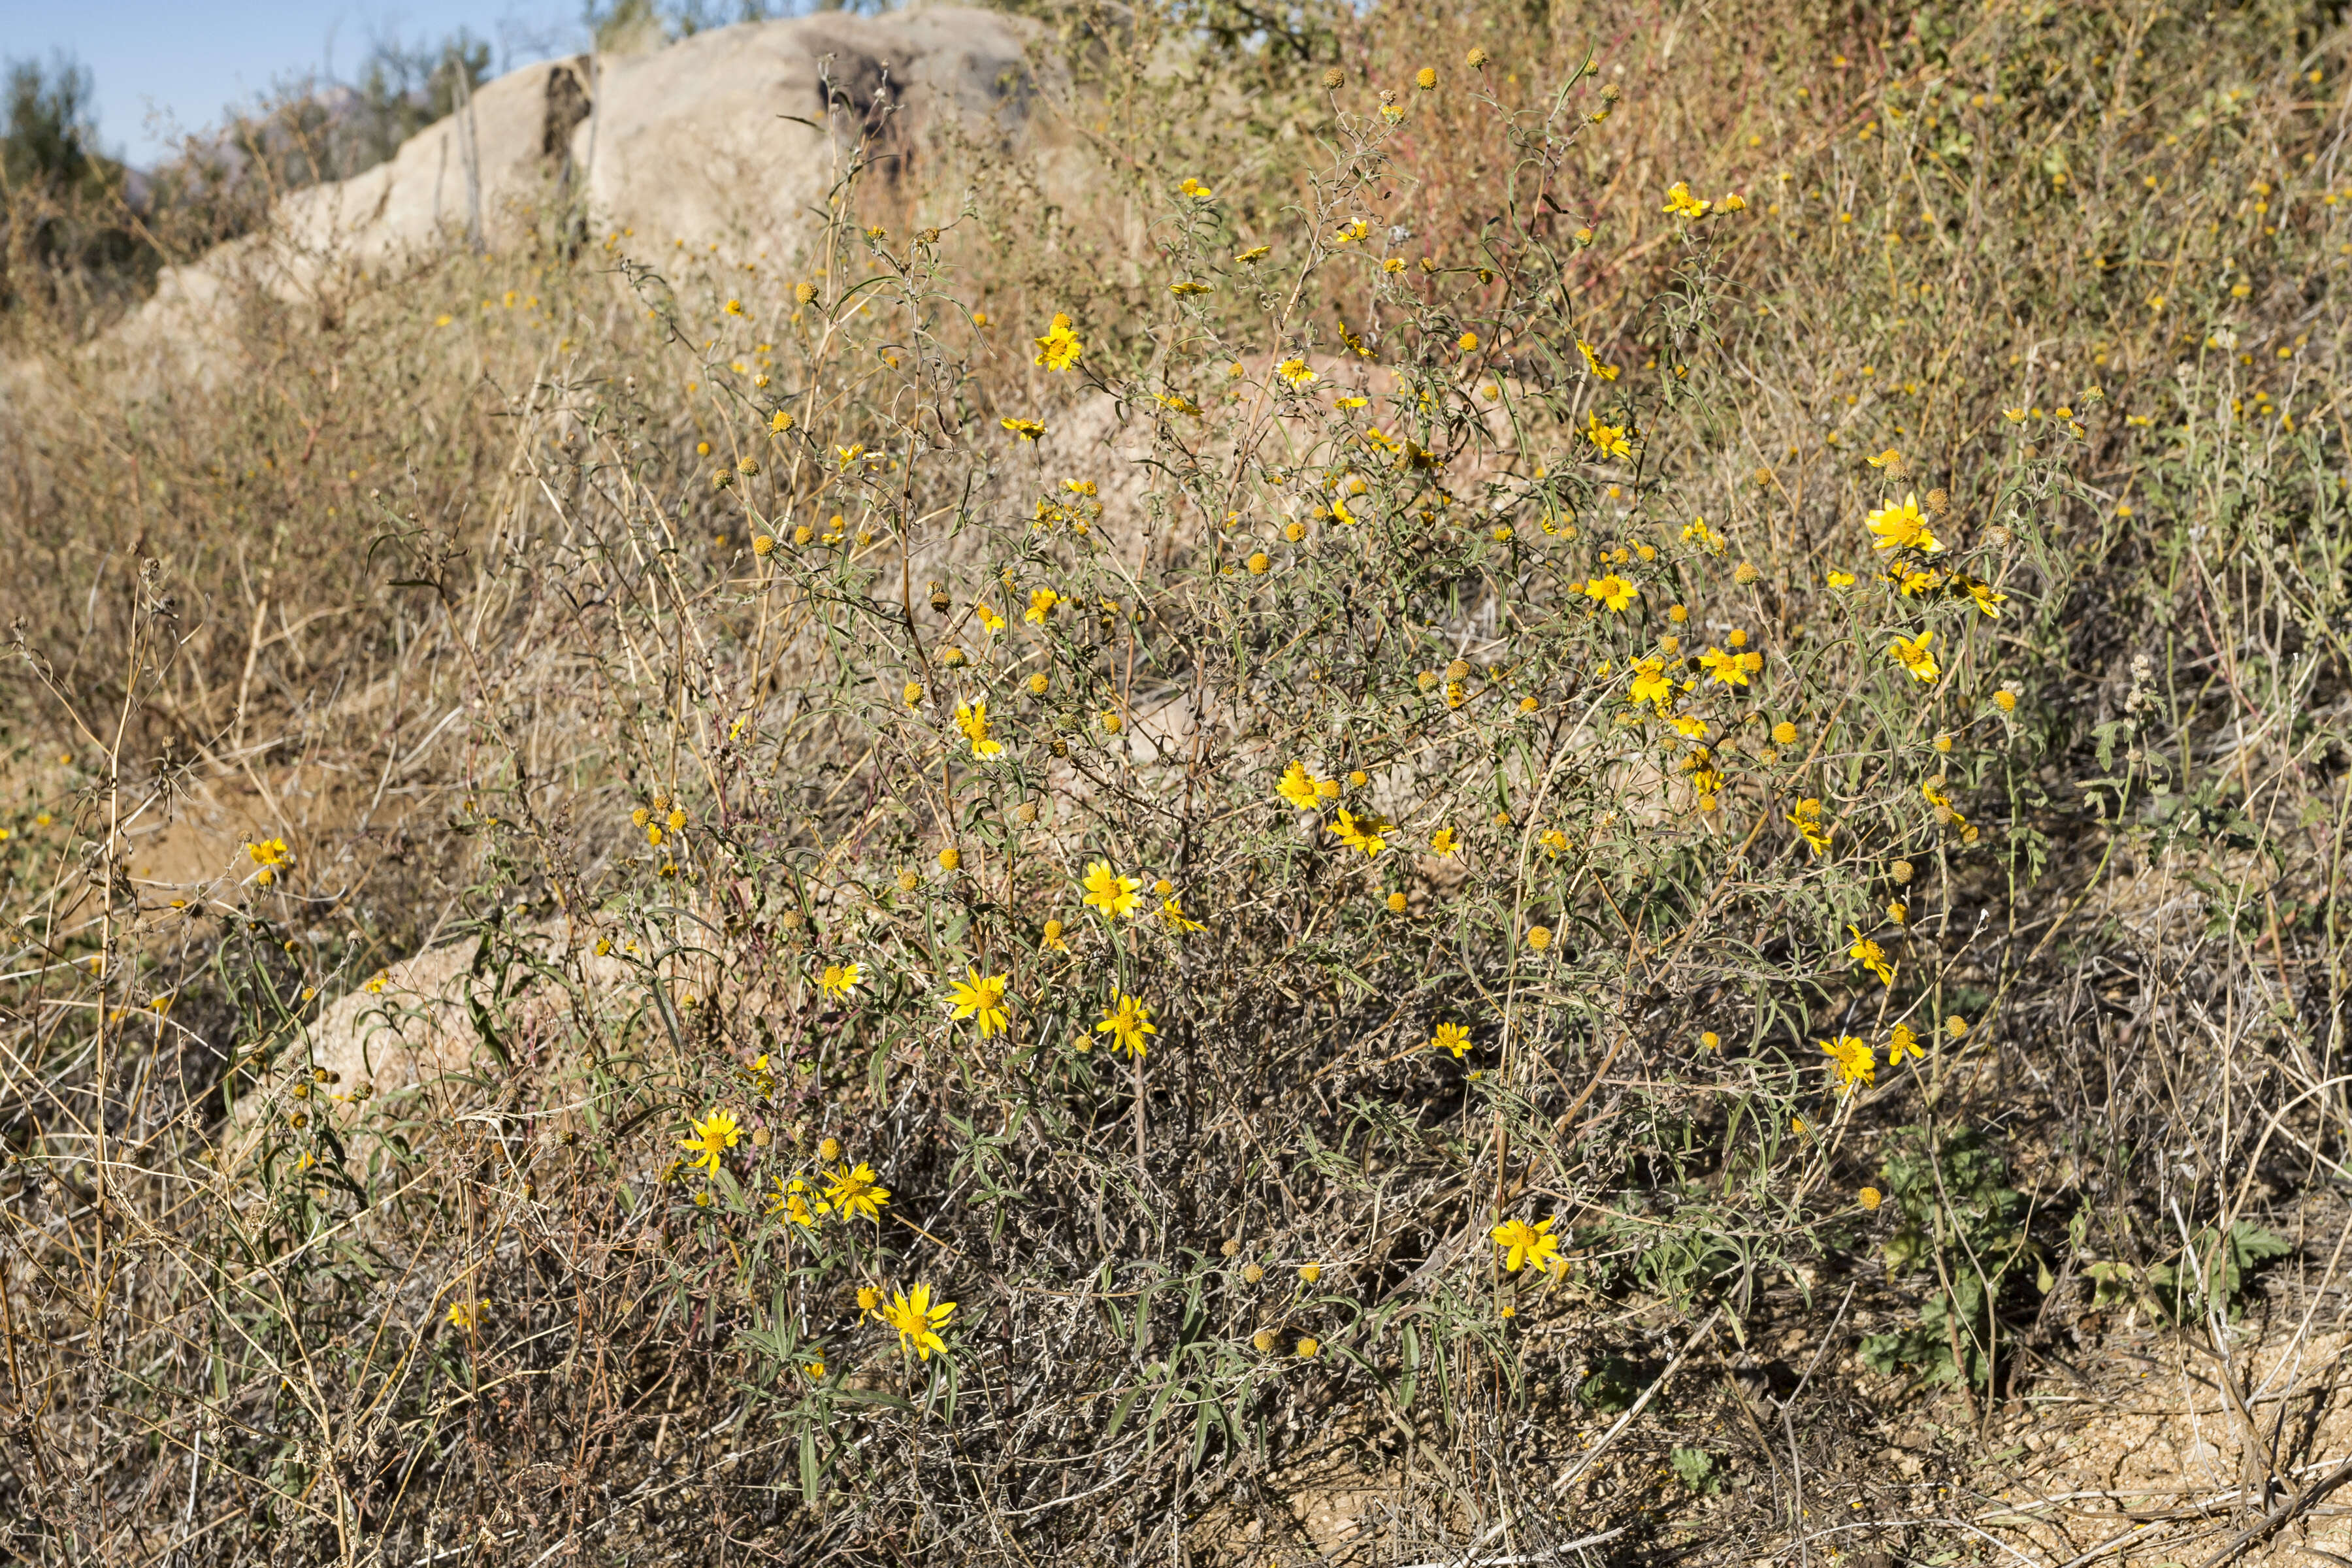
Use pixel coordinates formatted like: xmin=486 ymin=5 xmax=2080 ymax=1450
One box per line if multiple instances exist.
xmin=1 ymin=0 xmax=587 ymax=166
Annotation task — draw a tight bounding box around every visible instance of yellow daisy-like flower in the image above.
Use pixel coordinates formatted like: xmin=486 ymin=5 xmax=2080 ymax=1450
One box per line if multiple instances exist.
xmin=1094 ymin=991 xmax=1158 ymax=1058
xmin=1791 ymin=798 xmax=1833 ymax=855
xmin=1276 ymin=760 xmax=1324 ymax=811
xmin=1696 ymin=647 xmax=1750 ymax=687
xmin=953 ymin=700 xmax=1005 ymax=760
xmin=1964 ymin=577 xmax=2008 ymax=618
xmin=681 ymin=1109 xmax=742 ymax=1175
xmin=1081 ymin=860 xmax=1142 ymax=919
xmin=947 ymin=968 xmax=1011 ymax=1036
xmin=1025 ymin=587 xmax=1060 ymax=623
xmin=1847 ymin=926 xmax=1895 ymax=987
xmin=1627 ymin=656 xmax=1676 ymax=711
xmin=1661 ymin=180 xmax=1712 ymax=219
xmin=1429 ymin=1022 xmax=1471 ymax=1058
xmin=881 ymin=1283 xmax=955 ymax=1360
xmin=1586 ymin=413 xmax=1632 ymax=459
xmin=1328 ymin=808 xmax=1390 ymax=858
xmin=822 ymin=1162 xmax=891 ymax=1222
xmin=1865 ymin=448 xmax=1902 ymax=468
xmin=1867 ymin=494 xmax=1942 ymax=554
xmin=1429 ymin=826 xmax=1458 ymax=857
xmin=1032 ymin=314 xmax=1084 ymax=370
xmin=1040 ymin=918 xmax=1070 ymax=953
xmin=1001 ymin=417 xmax=1045 ymax=441
xmin=1583 ymin=574 xmax=1638 ymax=612
xmin=818 ymin=960 xmax=862 ymax=1001
xmin=1821 ymin=1034 xmax=1876 ymax=1093
xmin=1888 ymin=630 xmax=1940 ymax=684
xmin=1275 ymin=357 xmax=1318 ymax=387
xmin=1490 ymin=1215 xmax=1563 ymax=1273
xmin=1576 ymin=340 xmax=1620 ymax=381
xmin=1158 ymin=895 xmax=1206 ymax=934
xmin=1886 ymin=1022 xmax=1925 ymax=1066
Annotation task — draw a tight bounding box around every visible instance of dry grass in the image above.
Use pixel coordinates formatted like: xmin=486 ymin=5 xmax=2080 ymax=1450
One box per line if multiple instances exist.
xmin=4 ymin=1 xmax=2352 ymax=1564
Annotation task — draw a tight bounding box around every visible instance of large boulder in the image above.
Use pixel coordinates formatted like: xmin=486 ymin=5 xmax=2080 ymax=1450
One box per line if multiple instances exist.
xmin=110 ymin=5 xmax=1060 ymax=367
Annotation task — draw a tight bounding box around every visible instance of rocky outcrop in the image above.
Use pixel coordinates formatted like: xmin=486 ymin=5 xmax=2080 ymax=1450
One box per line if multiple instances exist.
xmin=112 ymin=5 xmax=1060 ymax=369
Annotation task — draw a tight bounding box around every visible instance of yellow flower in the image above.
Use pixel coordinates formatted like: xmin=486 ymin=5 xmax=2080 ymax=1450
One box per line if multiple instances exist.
xmin=974 ymin=603 xmax=1005 ymax=632
xmin=1583 ymin=574 xmax=1637 ymax=612
xmin=1888 ymin=630 xmax=1940 ymax=684
xmin=1859 ymin=1186 xmax=1883 ymax=1210
xmin=1696 ymin=647 xmax=1750 ymax=687
xmin=1177 ymin=176 xmax=1214 ymax=199
xmin=1865 ymin=448 xmax=1902 ymax=468
xmin=1328 ymin=808 xmax=1390 ymax=857
xmin=1791 ymin=798 xmax=1833 ymax=856
xmin=1158 ymin=895 xmax=1206 ymax=935
xmin=1627 ymin=657 xmax=1675 ymax=711
xmin=448 ymin=1299 xmax=484 ymax=1331
xmin=1887 ymin=1022 xmax=1925 ymax=1066
xmin=1458 ymin=331 xmax=1480 ymax=353
xmin=1661 ymin=181 xmax=1712 ymax=219
xmin=1094 ymin=991 xmax=1158 ymax=1058
xmin=1867 ymin=494 xmax=1942 ymax=554
xmin=769 ymin=409 xmax=794 ymax=434
xmin=681 ymin=1109 xmax=743 ymax=1175
xmin=1821 ymin=1034 xmax=1876 ymax=1093
xmin=1001 ymin=417 xmax=1045 ymax=441
xmin=1277 ymin=760 xmax=1324 ymax=811
xmin=1429 ymin=1022 xmax=1471 ymax=1058
xmin=247 ymin=838 xmax=293 ymax=886
xmin=1576 ymin=340 xmax=1620 ymax=380
xmin=1429 ymin=826 xmax=1458 ymax=857
xmin=953 ymin=701 xmax=1005 ymax=760
xmin=819 ymin=961 xmax=862 ymax=1001
xmin=1964 ymin=577 xmax=2008 ymax=618
xmin=1491 ymin=1216 xmax=1563 ymax=1273
xmin=881 ymin=1283 xmax=955 ymax=1360
xmin=947 ymin=968 xmax=1011 ymax=1036
xmin=1826 ymin=570 xmax=1857 ymax=589
xmin=823 ymin=1162 xmax=891 ymax=1222
xmin=1234 ymin=244 xmax=1269 ymax=264
xmin=1033 ymin=314 xmax=1084 ymax=370
xmin=1847 ymin=926 xmax=1895 ymax=987
xmin=1275 ymin=357 xmax=1317 ymax=387
xmin=2002 ymin=406 xmax=2028 ymax=423
xmin=1082 ymin=860 xmax=1143 ymax=919
xmin=1025 ymin=587 xmax=1060 ymax=623
xmin=1682 ymin=516 xmax=1724 ymax=551
xmin=1585 ymin=413 xmax=1632 ymax=459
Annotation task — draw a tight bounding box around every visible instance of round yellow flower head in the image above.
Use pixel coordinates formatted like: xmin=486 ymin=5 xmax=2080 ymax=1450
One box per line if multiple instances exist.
xmin=1387 ymin=892 xmax=1407 ymax=913
xmin=1700 ymin=1030 xmax=1720 ymax=1051
xmin=1296 ymin=1337 xmax=1320 ymax=1358
xmin=1252 ymin=1328 xmax=1275 ymax=1352
xmin=1859 ymin=1186 xmax=1884 ymax=1211
xmin=1416 ymin=67 xmax=1437 ymax=90
xmin=1526 ymin=925 xmax=1554 ymax=952
xmin=1247 ymin=551 xmax=1270 ymax=574
xmin=1298 ymin=1262 xmax=1321 ymax=1283
xmin=938 ymin=846 xmax=961 ymax=872
xmin=1772 ymin=721 xmax=1797 ymax=745
xmin=897 ymin=869 xmax=920 ymax=892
